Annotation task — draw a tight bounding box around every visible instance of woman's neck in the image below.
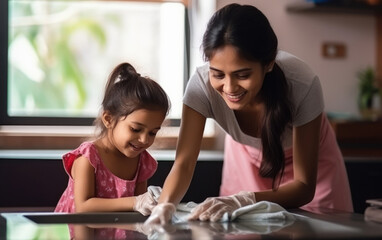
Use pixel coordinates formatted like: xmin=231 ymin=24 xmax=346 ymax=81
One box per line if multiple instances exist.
xmin=234 ymin=102 xmax=265 ymax=138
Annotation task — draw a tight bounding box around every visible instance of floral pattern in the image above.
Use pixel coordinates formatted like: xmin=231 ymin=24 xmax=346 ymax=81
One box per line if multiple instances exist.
xmin=54 ymin=141 xmax=157 ymax=239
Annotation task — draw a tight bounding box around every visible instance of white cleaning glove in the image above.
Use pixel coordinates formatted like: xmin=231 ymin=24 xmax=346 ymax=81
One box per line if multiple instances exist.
xmin=188 ymin=191 xmax=256 ymax=222
xmin=133 ymin=191 xmax=157 ymax=216
xmin=144 ymin=202 xmax=176 ymax=225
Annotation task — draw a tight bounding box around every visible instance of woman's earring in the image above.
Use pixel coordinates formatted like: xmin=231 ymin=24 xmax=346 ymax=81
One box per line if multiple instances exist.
xmin=268 ymin=68 xmax=273 ymax=72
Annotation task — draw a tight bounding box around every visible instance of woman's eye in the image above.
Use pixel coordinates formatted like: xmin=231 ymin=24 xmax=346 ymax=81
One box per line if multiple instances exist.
xmin=237 ymin=74 xmax=250 ymax=79
xmin=212 ymin=74 xmax=225 ymax=79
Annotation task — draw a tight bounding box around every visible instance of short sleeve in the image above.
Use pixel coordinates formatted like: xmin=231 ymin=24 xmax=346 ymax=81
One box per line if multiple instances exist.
xmin=62 ymin=153 xmax=77 ymax=179
xmin=62 ymin=142 xmax=98 ymax=179
xmin=136 ymin=151 xmax=158 ymax=183
xmin=293 ymin=76 xmax=324 ymax=126
xmin=183 ymin=64 xmax=214 ymax=118
xmin=276 ymin=51 xmax=325 ymax=127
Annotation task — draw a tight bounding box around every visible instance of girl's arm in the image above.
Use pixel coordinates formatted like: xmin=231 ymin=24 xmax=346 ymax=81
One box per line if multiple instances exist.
xmin=255 ymin=113 xmax=322 ymax=208
xmin=72 ymin=156 xmax=136 ymax=212
xmin=158 ymin=104 xmax=206 ymax=205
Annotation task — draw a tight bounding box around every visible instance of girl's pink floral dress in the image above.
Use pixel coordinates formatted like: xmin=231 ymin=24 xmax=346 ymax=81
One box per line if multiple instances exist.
xmin=55 ymin=141 xmax=157 ymax=239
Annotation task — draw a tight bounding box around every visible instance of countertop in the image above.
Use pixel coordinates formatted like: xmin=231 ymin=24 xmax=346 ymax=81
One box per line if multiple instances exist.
xmin=1 ymin=207 xmax=382 ymax=240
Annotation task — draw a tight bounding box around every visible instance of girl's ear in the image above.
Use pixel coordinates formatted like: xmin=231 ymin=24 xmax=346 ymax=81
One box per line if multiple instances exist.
xmin=102 ymin=111 xmax=113 ymax=129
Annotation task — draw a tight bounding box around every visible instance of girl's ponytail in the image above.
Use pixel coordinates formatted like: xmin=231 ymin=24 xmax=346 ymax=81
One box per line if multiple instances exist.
xmin=104 ymin=63 xmax=138 ymax=96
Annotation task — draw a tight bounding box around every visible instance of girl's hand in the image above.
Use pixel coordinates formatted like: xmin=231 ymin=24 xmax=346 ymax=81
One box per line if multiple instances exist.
xmin=133 ymin=191 xmax=157 ymax=216
xmin=188 ymin=191 xmax=256 ymax=222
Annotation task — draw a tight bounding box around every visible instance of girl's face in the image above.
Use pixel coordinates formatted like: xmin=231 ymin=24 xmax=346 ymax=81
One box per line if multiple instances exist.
xmin=105 ymin=109 xmax=165 ymax=158
xmin=209 ymin=45 xmax=273 ymax=111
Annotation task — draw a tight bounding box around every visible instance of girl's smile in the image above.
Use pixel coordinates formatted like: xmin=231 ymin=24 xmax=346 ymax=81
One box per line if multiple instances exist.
xmin=129 ymin=142 xmax=144 ymax=152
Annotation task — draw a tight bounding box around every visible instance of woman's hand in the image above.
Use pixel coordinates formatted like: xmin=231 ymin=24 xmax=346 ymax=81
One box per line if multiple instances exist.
xmin=188 ymin=191 xmax=256 ymax=222
xmin=133 ymin=191 xmax=158 ymax=216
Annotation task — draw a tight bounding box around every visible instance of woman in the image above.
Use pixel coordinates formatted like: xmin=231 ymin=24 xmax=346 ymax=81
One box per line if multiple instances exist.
xmin=146 ymin=3 xmax=353 ymax=224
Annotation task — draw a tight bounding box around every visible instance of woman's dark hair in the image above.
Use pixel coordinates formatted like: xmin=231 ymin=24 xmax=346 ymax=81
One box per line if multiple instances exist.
xmin=202 ymin=4 xmax=293 ymax=189
xmin=94 ymin=62 xmax=170 ymax=137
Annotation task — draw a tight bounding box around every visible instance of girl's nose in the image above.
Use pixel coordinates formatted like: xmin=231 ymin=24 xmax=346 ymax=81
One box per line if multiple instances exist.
xmin=139 ymin=133 xmax=149 ymax=144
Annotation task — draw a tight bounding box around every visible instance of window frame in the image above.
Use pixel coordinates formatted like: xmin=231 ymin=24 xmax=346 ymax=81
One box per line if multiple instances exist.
xmin=0 ymin=0 xmax=190 ymax=127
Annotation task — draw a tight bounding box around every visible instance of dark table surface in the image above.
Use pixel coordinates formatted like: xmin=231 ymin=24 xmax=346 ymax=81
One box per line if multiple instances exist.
xmin=1 ymin=207 xmax=382 ymax=240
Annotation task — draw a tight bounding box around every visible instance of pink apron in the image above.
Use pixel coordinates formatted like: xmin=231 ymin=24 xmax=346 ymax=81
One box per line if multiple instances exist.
xmin=220 ymin=115 xmax=353 ymax=212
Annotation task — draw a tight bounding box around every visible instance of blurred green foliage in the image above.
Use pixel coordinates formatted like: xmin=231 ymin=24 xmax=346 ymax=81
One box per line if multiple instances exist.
xmin=357 ymin=67 xmax=379 ymax=110
xmin=9 ymin=2 xmax=107 ymax=116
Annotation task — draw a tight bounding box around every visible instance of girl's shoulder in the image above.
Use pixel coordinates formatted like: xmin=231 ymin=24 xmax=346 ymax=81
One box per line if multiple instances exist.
xmin=137 ymin=150 xmax=158 ymax=182
xmin=140 ymin=150 xmax=158 ymax=170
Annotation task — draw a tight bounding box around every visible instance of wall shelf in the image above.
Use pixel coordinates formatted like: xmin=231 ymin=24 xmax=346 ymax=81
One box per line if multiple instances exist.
xmin=287 ymin=1 xmax=382 ymax=96
xmin=286 ymin=2 xmax=382 ymax=15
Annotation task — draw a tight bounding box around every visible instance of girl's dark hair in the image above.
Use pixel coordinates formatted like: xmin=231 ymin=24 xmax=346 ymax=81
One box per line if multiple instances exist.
xmin=202 ymin=4 xmax=293 ymax=189
xmin=94 ymin=62 xmax=170 ymax=137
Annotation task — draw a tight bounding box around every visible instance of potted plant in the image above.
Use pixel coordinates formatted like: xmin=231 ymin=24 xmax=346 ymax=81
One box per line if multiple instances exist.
xmin=357 ymin=67 xmax=380 ymax=119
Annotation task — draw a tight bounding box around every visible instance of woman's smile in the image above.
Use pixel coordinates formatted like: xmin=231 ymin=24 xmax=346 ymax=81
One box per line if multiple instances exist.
xmin=224 ymin=91 xmax=247 ymax=102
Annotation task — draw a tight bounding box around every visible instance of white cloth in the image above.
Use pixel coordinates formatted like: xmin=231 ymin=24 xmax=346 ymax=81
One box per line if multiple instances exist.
xmin=227 ymin=201 xmax=295 ymax=222
xmin=176 ymin=201 xmax=295 ymax=223
xmin=147 ymin=186 xmax=295 ymax=223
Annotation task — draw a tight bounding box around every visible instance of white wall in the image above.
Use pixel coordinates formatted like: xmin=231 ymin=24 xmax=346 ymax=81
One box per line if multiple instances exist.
xmin=212 ymin=0 xmax=376 ymax=116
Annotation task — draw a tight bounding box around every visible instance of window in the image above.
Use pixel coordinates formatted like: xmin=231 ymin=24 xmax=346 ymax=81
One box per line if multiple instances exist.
xmin=1 ymin=0 xmax=188 ymax=126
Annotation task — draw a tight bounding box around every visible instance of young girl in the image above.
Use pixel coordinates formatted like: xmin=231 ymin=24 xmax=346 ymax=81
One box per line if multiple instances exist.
xmin=55 ymin=62 xmax=170 ymax=236
xmin=146 ymin=3 xmax=353 ymax=224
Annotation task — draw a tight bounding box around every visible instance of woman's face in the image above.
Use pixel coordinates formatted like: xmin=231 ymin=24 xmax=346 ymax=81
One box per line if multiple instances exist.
xmin=209 ymin=45 xmax=272 ymax=111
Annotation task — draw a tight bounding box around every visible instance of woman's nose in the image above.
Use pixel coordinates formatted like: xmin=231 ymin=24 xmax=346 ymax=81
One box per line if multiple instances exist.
xmin=223 ymin=77 xmax=238 ymax=93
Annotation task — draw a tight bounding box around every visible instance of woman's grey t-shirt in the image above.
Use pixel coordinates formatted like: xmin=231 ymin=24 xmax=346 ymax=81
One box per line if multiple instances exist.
xmin=182 ymin=50 xmax=324 ymax=149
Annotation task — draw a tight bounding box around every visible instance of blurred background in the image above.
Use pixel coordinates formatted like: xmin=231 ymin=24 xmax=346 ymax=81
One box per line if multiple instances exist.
xmin=0 ymin=0 xmax=381 ymax=214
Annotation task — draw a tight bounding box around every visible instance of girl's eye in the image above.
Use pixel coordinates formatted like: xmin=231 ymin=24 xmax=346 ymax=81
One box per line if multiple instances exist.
xmin=149 ymin=132 xmax=158 ymax=136
xmin=130 ymin=127 xmax=141 ymax=133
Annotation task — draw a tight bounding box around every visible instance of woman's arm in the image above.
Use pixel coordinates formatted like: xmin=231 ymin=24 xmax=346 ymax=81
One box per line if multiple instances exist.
xmin=255 ymin=113 xmax=322 ymax=208
xmin=72 ymin=156 xmax=136 ymax=212
xmin=158 ymin=104 xmax=207 ymax=205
